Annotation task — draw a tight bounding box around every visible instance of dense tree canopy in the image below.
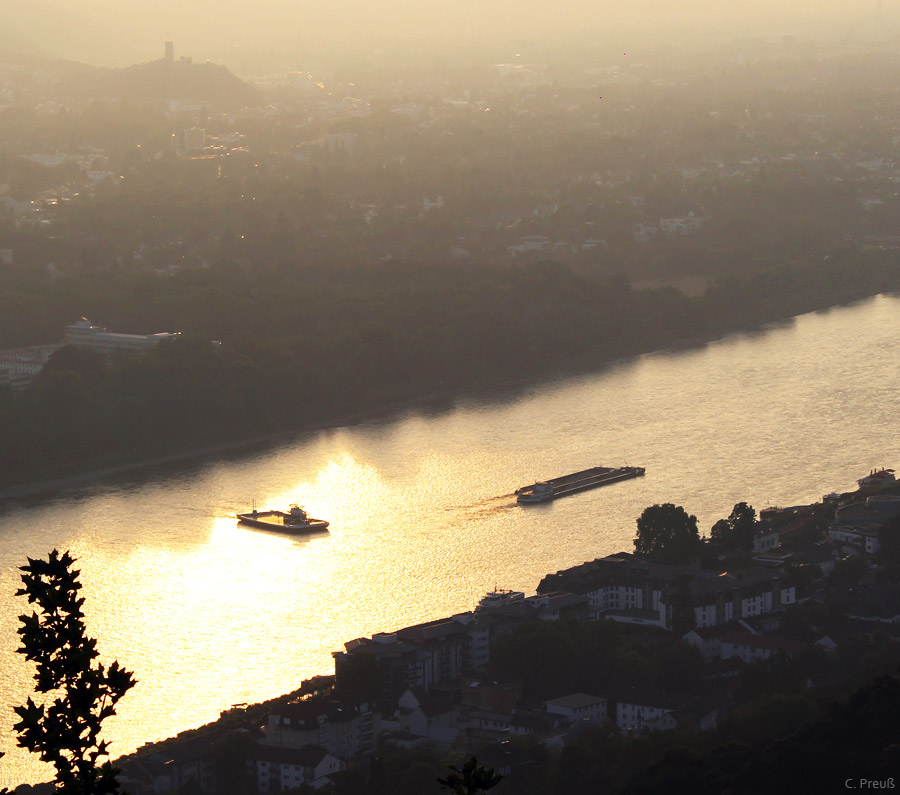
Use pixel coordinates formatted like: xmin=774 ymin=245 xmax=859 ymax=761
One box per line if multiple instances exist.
xmin=625 ymin=674 xmax=900 ymax=795
xmin=709 ymin=502 xmax=757 ymax=551
xmin=634 ymin=503 xmax=702 ymax=564
xmin=2 ymin=250 xmax=898 ymax=492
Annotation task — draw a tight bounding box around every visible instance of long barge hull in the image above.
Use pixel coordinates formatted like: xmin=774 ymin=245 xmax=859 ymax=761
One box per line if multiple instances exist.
xmin=516 ymin=466 xmax=645 ymax=503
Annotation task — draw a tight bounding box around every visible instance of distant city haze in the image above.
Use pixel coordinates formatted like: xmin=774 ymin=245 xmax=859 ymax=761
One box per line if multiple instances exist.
xmin=1 ymin=0 xmax=895 ymax=68
xmin=2 ymin=0 xmax=900 ymax=787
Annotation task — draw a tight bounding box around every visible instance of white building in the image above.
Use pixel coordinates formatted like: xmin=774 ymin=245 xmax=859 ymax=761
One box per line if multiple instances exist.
xmin=545 ymin=693 xmax=607 ymax=724
xmin=684 ymin=627 xmax=808 ymax=663
xmin=829 ymin=524 xmax=881 ymax=554
xmin=659 ymin=214 xmax=708 ymax=235
xmin=251 ymin=745 xmax=343 ymax=793
xmin=508 ymin=235 xmax=551 ymax=255
xmin=63 ymin=318 xmax=179 ymax=354
xmin=263 ymin=699 xmax=379 ymax=759
xmin=0 ymin=343 xmax=61 ymax=389
xmin=717 ymin=630 xmax=808 ymax=663
xmin=542 ymin=552 xmax=796 ymax=632
xmin=753 ymin=522 xmax=780 ymax=553
xmin=393 ymin=688 xmax=460 ymax=749
xmin=615 ymin=691 xmax=682 ymax=730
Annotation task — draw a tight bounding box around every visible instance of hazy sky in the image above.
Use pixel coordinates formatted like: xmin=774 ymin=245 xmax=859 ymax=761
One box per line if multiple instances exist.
xmin=3 ymin=0 xmax=893 ymax=67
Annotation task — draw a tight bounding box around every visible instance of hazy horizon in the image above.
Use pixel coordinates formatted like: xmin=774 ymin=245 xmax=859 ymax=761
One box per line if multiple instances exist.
xmin=2 ymin=0 xmax=896 ymax=70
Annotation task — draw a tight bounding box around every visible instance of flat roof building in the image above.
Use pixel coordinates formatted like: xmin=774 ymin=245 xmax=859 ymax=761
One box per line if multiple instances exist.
xmin=63 ymin=318 xmax=179 ymax=354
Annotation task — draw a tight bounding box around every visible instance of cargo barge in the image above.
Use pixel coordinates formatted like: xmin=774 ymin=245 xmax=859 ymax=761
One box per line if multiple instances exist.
xmin=237 ymin=504 xmax=330 ymax=534
xmin=516 ymin=466 xmax=645 ymax=504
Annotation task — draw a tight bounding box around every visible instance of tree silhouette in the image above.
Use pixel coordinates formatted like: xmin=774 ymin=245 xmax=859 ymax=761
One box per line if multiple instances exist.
xmin=14 ymin=549 xmax=136 ymax=794
xmin=709 ymin=502 xmax=757 ymax=550
xmin=635 ymin=503 xmax=702 ymax=564
xmin=437 ymin=757 xmax=503 ymax=794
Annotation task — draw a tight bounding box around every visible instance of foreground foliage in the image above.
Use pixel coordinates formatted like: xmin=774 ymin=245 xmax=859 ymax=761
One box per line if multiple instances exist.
xmin=625 ymin=673 xmax=900 ymax=794
xmin=14 ymin=549 xmax=136 ymax=794
xmin=437 ymin=757 xmax=503 ymax=794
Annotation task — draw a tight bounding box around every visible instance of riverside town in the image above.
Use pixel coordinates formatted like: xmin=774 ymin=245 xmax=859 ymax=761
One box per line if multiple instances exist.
xmin=66 ymin=471 xmax=899 ymax=794
xmin=4 ymin=6 xmax=900 ymax=793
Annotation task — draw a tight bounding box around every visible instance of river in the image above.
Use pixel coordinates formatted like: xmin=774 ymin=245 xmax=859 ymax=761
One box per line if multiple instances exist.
xmin=1 ymin=293 xmax=898 ymax=787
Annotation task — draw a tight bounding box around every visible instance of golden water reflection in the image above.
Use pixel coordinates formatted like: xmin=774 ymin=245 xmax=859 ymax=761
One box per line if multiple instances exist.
xmin=1 ymin=295 xmax=900 ymax=786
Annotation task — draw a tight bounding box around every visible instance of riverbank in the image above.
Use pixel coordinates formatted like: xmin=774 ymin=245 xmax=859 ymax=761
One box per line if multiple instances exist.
xmin=0 ymin=290 xmax=889 ymax=504
xmin=0 ymin=373 xmax=535 ymax=503
xmin=3 ymin=289 xmax=899 ymax=790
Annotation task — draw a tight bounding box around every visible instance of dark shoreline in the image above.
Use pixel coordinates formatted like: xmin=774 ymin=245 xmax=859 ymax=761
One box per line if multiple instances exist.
xmin=3 ymin=294 xmax=894 ymax=791
xmin=0 ymin=363 xmax=590 ymax=503
xmin=0 ymin=365 xmax=628 ymax=504
xmin=0 ymin=291 xmax=887 ymax=504
xmin=0 ymin=379 xmax=510 ymax=503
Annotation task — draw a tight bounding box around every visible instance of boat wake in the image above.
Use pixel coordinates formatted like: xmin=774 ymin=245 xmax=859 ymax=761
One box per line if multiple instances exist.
xmin=444 ymin=494 xmax=519 ymax=518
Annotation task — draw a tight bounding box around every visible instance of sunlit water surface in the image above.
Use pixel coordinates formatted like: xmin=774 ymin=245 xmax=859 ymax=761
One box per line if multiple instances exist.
xmin=1 ymin=294 xmax=899 ymax=786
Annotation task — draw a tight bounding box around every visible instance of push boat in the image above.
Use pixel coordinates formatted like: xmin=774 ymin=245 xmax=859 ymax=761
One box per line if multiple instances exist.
xmin=475 ymin=589 xmax=525 ymax=612
xmin=237 ymin=504 xmax=330 ymax=534
xmin=516 ymin=465 xmax=645 ymax=504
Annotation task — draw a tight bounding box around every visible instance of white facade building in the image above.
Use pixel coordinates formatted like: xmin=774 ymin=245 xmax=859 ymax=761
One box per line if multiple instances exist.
xmin=545 ymin=693 xmax=607 ymax=724
xmin=0 ymin=343 xmax=61 ymax=389
xmin=263 ymin=699 xmax=379 ymax=759
xmin=615 ymin=694 xmax=678 ymax=730
xmin=829 ymin=524 xmax=881 ymax=554
xmin=63 ymin=318 xmax=179 ymax=353
xmin=542 ymin=552 xmax=796 ymax=632
xmin=252 ymin=745 xmax=343 ymax=793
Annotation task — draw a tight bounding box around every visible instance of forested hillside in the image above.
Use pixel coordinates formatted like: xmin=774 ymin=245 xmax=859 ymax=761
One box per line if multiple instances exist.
xmin=1 ymin=249 xmax=897 ymax=489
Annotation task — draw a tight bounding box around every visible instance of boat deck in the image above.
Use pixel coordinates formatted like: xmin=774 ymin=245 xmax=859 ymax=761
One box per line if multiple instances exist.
xmin=237 ymin=508 xmax=330 ymax=534
xmin=241 ymin=510 xmax=292 ymax=524
xmin=517 ymin=466 xmax=645 ymax=503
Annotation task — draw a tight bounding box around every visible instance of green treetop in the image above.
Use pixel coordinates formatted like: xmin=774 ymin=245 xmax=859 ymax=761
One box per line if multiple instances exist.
xmin=634 ymin=503 xmax=702 ymax=565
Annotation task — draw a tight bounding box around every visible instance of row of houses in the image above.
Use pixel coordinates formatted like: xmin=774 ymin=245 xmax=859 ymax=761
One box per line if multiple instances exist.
xmin=118 ymin=679 xmax=725 ymax=794
xmin=333 ymin=612 xmax=492 ymax=707
xmin=0 ymin=343 xmax=59 ymax=389
xmin=334 ymin=551 xmax=803 ymax=710
xmin=120 ymin=513 xmax=876 ymax=793
xmin=118 ymin=475 xmax=900 ymax=794
xmin=504 ymin=213 xmax=708 ymax=256
xmin=828 ymin=494 xmax=900 ymax=554
xmin=381 ymin=683 xmax=721 ymax=753
xmin=684 ymin=626 xmax=812 ymax=663
xmin=118 ymin=729 xmax=346 ymax=794
xmin=117 ymin=579 xmax=734 ymax=792
xmin=537 ymin=551 xmax=797 ymax=631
